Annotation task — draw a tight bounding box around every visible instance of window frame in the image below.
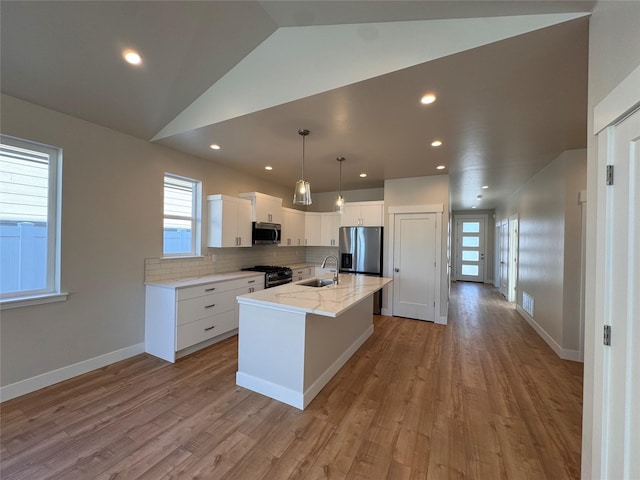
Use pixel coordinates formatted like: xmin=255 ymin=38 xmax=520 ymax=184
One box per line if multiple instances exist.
xmin=163 ymin=173 xmax=202 ymax=258
xmin=0 ymin=134 xmax=64 ymax=307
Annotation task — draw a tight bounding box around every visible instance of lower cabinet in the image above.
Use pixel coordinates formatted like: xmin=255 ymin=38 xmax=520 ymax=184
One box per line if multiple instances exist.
xmin=292 ymin=266 xmax=313 ymax=282
xmin=145 ymin=273 xmax=264 ymax=362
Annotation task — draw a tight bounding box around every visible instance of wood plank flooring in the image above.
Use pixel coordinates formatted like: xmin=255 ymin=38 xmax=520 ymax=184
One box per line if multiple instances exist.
xmin=1 ymin=282 xmax=583 ymax=479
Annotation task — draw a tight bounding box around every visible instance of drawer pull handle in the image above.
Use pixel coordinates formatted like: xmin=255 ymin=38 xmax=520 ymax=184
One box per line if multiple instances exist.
xmin=248 ymin=280 xmax=255 ymax=284
xmin=204 ymin=304 xmax=216 ymax=309
xmin=204 ymin=325 xmax=215 ymax=331
xmin=205 ymin=287 xmax=216 ymax=292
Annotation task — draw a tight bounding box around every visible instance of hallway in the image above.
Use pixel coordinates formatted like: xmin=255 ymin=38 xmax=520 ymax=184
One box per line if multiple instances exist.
xmin=437 ymin=281 xmax=583 ymax=478
xmin=0 ymin=282 xmax=583 ymax=479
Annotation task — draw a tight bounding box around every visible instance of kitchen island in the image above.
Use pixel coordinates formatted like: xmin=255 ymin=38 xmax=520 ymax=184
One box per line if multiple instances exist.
xmin=236 ymin=274 xmax=392 ymax=409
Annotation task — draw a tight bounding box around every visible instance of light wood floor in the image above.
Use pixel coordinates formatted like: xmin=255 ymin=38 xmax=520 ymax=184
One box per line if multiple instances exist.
xmin=1 ymin=282 xmax=583 ymax=479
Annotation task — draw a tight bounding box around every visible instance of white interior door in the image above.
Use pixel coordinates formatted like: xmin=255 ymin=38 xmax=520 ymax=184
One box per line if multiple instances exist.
xmin=599 ymin=108 xmax=640 ymax=479
xmin=392 ymin=213 xmax=436 ymax=321
xmin=508 ymin=216 xmax=518 ymax=302
xmin=499 ymin=219 xmax=509 ymax=298
xmin=455 ymin=215 xmax=486 ymax=282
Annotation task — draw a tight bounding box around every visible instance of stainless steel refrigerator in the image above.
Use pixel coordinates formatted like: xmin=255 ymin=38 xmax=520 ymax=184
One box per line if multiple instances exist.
xmin=339 ymin=226 xmax=383 ymax=314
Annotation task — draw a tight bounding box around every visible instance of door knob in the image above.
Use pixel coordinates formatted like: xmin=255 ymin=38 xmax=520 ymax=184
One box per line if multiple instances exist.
xmin=394 ymin=268 xmax=400 ymax=272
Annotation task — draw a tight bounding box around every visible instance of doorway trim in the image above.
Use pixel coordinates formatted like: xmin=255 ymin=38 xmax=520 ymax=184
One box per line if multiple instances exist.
xmin=453 ymin=213 xmax=488 ymax=283
xmin=387 ymin=204 xmax=444 ymax=324
xmin=584 ymin=64 xmax=640 ymax=479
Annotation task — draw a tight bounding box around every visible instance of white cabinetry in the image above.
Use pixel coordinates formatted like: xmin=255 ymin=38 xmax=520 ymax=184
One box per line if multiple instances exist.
xmin=239 ymin=192 xmax=283 ymax=224
xmin=281 ymin=207 xmax=305 ymax=247
xmin=145 ymin=274 xmax=264 ymax=362
xmin=234 ymin=275 xmax=265 ymax=326
xmin=207 ymin=194 xmax=252 ymax=247
xmin=304 ymin=212 xmax=322 ymax=246
xmin=320 ymin=212 xmax=341 ymax=246
xmin=341 ymin=201 xmax=384 ymax=227
xmin=291 ymin=266 xmax=313 ymax=281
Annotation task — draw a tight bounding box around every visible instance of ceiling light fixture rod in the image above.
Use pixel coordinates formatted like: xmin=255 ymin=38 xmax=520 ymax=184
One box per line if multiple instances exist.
xmin=293 ymin=128 xmax=312 ymax=205
xmin=335 ymin=156 xmax=345 ymax=213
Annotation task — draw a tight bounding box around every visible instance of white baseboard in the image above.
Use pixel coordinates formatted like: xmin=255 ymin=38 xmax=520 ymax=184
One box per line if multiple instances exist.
xmin=515 ymin=306 xmax=581 ymax=362
xmin=302 ymin=325 xmax=373 ymax=408
xmin=236 ymin=325 xmax=373 ymax=410
xmin=381 ymin=307 xmax=392 ymax=316
xmin=0 ymin=343 xmax=145 ymax=402
xmin=436 ymin=315 xmax=448 ymax=325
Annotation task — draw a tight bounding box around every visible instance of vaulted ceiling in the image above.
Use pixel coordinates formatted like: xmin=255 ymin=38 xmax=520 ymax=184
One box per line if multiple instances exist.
xmin=0 ymin=1 xmax=593 ymax=210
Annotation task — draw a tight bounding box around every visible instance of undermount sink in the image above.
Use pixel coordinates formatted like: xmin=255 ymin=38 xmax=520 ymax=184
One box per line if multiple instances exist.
xmin=298 ymin=278 xmax=335 ymax=288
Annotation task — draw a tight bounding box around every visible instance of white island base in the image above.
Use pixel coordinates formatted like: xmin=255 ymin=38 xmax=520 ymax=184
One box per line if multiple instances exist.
xmin=236 ymin=275 xmax=391 ymax=410
xmin=236 ymin=299 xmax=372 ymax=410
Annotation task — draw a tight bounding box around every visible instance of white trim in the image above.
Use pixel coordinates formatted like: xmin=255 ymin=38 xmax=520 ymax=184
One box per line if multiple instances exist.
xmin=388 ymin=204 xmax=443 ymax=214
xmin=515 ymin=305 xmax=581 ymax=361
xmin=0 ymin=343 xmax=145 ymax=402
xmin=387 ymin=208 xmax=444 ymax=324
xmin=0 ymin=292 xmax=68 ymax=310
xmin=593 ymin=64 xmax=640 ymax=134
xmin=301 ymin=324 xmax=373 ymax=408
xmin=236 ymin=325 xmax=373 ymax=410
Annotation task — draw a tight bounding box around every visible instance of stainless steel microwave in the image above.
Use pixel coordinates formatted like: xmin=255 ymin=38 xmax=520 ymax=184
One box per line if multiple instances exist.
xmin=252 ymin=222 xmax=281 ymax=245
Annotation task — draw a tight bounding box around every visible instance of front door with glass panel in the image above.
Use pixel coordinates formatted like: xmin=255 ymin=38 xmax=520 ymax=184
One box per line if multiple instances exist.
xmin=455 ymin=215 xmax=486 ymax=282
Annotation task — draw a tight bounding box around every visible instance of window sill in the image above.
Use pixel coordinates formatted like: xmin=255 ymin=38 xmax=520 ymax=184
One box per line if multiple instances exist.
xmin=160 ymin=255 xmax=205 ymax=260
xmin=0 ymin=292 xmax=69 ymax=310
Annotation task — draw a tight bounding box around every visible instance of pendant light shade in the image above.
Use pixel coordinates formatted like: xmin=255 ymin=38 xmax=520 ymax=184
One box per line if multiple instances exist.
xmin=293 ymin=129 xmax=312 ymax=205
xmin=335 ymin=156 xmax=345 ymax=214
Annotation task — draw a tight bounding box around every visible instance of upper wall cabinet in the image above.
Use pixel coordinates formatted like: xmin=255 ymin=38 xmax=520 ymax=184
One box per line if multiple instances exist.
xmin=239 ymin=192 xmax=283 ymax=224
xmin=304 ymin=212 xmax=322 ymax=246
xmin=207 ymin=194 xmax=253 ymax=247
xmin=320 ymin=212 xmax=341 ymax=246
xmin=281 ymin=207 xmax=305 ymax=247
xmin=341 ymin=201 xmax=384 ymax=227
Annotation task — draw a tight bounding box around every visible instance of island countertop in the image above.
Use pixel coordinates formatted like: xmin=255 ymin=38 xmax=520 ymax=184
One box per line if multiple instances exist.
xmin=236 ymin=273 xmax=392 ymax=317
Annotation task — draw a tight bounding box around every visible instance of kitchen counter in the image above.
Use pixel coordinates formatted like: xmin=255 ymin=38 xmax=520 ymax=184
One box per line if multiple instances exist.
xmin=236 ymin=274 xmax=392 ymax=409
xmin=237 ymin=273 xmax=391 ymax=317
xmin=145 ymin=270 xmax=262 ymax=289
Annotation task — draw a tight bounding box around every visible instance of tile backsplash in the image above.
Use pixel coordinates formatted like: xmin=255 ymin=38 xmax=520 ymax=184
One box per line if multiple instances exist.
xmin=144 ymin=245 xmax=338 ymax=282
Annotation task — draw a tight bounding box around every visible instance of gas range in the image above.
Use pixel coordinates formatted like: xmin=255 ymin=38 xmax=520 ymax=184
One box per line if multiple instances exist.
xmin=241 ymin=265 xmax=293 ymax=288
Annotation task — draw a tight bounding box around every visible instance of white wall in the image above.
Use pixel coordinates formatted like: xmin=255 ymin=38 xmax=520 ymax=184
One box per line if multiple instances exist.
xmin=496 ymin=149 xmax=586 ymax=358
xmin=383 ymin=175 xmax=450 ymax=319
xmin=583 ymin=2 xmax=640 ymax=477
xmin=0 ymin=94 xmax=295 ymax=390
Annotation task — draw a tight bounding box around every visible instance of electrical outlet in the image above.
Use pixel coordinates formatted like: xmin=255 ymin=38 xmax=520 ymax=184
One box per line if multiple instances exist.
xmin=211 ymin=254 xmax=217 ymax=263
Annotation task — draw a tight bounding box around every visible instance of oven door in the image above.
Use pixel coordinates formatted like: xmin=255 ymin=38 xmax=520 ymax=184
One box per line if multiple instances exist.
xmin=252 ymin=222 xmax=281 ymax=245
xmin=267 ymin=277 xmax=292 ymax=288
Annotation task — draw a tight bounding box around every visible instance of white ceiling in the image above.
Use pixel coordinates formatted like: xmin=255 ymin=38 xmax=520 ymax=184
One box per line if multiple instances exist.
xmin=0 ymin=1 xmax=593 ymax=210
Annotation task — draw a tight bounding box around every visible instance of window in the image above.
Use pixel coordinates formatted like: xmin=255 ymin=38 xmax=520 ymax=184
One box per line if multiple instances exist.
xmin=163 ymin=173 xmax=201 ymax=256
xmin=0 ymin=135 xmax=62 ymax=301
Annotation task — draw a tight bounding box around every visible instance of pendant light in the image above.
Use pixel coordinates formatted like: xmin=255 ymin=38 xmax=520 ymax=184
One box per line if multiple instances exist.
xmin=293 ymin=129 xmax=312 ymax=205
xmin=335 ymin=156 xmax=345 ymax=214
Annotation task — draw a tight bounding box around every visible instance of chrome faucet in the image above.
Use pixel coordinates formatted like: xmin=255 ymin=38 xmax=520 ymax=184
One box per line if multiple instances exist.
xmin=321 ymin=255 xmax=339 ymax=285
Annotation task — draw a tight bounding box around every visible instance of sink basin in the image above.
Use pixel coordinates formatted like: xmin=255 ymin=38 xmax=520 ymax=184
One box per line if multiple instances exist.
xmin=298 ymin=278 xmax=335 ymax=288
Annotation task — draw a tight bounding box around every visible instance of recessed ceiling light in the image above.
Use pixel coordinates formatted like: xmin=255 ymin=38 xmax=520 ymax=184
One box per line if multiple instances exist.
xmin=209 ymin=144 xmax=221 ymax=150
xmin=265 ymin=166 xmax=273 ymax=171
xmin=472 ymin=206 xmax=477 ymax=209
xmin=359 ymin=173 xmax=367 ymax=178
xmin=123 ymin=49 xmax=142 ymax=65
xmin=436 ymin=165 xmax=446 ymax=170
xmin=482 ymin=185 xmax=489 ymax=189
xmin=431 ymin=140 xmax=443 ymax=147
xmin=420 ymin=93 xmax=436 ymax=105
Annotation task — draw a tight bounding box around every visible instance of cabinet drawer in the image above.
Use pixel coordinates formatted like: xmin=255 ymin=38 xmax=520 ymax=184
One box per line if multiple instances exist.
xmin=177 ymin=290 xmax=234 ymax=325
xmin=177 ymin=280 xmax=236 ymax=301
xmin=176 ymin=310 xmax=236 ymax=351
xmin=235 ymin=275 xmax=264 ymax=289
